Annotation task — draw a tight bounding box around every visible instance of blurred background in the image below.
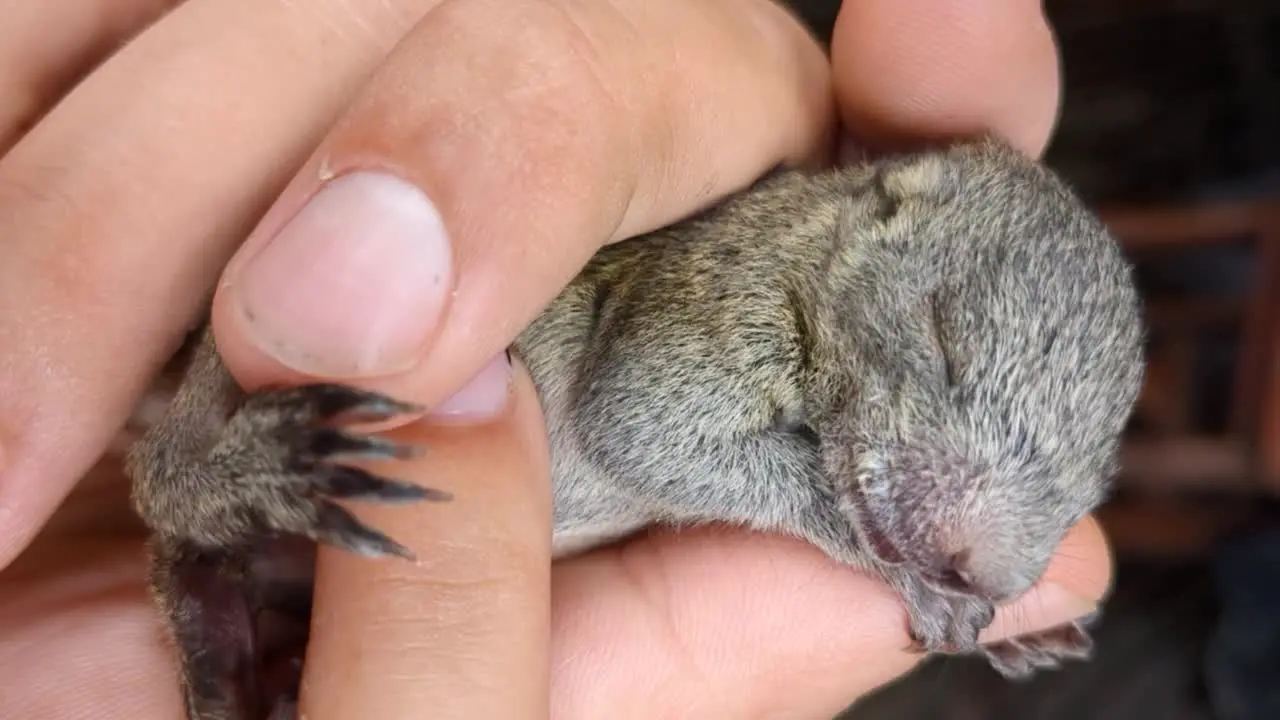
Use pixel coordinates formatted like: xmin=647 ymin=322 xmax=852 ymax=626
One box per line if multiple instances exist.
xmin=784 ymin=1 xmax=1280 ymax=718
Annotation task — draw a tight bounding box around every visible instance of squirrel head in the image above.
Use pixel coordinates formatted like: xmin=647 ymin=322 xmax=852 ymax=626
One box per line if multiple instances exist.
xmin=801 ymin=139 xmax=1144 ymax=601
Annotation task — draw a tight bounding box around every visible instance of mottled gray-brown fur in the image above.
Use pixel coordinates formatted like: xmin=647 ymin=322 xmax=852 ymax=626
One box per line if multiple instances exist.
xmin=127 ymin=138 xmax=1145 ymax=720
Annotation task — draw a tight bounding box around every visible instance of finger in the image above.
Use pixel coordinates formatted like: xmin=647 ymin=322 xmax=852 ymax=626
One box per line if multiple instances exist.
xmin=830 ymin=0 xmax=1062 ymax=157
xmin=0 ymin=0 xmax=445 ymax=569
xmin=550 ymin=516 xmax=1110 ymax=718
xmin=0 ymin=0 xmax=179 ymax=153
xmin=0 ymin=535 xmax=180 ymax=719
xmin=980 ymin=514 xmax=1112 ymax=642
xmin=209 ymin=0 xmax=834 ymax=403
xmin=302 ymin=357 xmax=550 ymax=719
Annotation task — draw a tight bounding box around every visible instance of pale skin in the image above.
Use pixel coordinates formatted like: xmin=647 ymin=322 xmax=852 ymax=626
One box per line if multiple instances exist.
xmin=0 ymin=0 xmax=1103 ymax=718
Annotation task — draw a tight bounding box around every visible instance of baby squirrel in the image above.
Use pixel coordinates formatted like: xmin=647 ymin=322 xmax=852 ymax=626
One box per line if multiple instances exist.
xmin=127 ymin=138 xmax=1145 ymax=720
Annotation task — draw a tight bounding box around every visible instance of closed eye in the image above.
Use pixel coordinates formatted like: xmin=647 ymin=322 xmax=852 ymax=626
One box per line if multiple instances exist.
xmin=930 ymin=294 xmax=959 ymax=388
xmin=793 ymin=423 xmax=820 ymax=448
xmin=771 ymin=406 xmax=820 ymax=448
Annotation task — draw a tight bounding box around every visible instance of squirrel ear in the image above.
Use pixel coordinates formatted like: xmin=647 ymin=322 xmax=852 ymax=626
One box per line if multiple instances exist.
xmin=834 ymin=149 xmax=961 ymax=245
xmin=875 ymin=150 xmax=960 ymax=206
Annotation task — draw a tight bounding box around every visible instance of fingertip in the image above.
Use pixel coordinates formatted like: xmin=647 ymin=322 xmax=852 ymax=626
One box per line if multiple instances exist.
xmin=830 ymin=0 xmax=1061 ymax=157
xmin=983 ymin=515 xmax=1114 ymax=643
xmin=209 ymin=166 xmax=457 ymax=396
xmin=302 ymin=359 xmax=550 ymax=718
xmin=1043 ymin=514 xmax=1113 ymax=604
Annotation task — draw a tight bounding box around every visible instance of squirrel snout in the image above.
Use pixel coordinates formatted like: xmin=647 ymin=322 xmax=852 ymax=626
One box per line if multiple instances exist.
xmin=844 ymin=444 xmax=1048 ymax=603
xmin=931 ymin=544 xmax=1039 ymax=603
xmin=927 ymin=548 xmax=985 ymax=597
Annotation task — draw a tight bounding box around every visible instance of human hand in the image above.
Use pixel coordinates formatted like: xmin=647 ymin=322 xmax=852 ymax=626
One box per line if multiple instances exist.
xmin=0 ymin=364 xmax=1106 ymax=719
xmin=0 ymin=0 xmax=1097 ymax=716
xmin=0 ymin=0 xmax=833 ymax=569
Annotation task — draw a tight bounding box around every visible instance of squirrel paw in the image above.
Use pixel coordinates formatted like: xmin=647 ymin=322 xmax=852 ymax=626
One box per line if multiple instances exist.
xmin=203 ymin=383 xmax=442 ymax=557
xmin=153 ymin=383 xmax=443 ymax=558
xmin=891 ymin=568 xmax=996 ymax=654
xmin=981 ymin=618 xmax=1096 ymax=678
xmin=136 ymin=384 xmax=440 ymax=720
xmin=890 ymin=566 xmax=1096 ymax=679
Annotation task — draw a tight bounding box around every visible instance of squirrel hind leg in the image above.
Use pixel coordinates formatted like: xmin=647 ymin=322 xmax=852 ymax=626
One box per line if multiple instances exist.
xmin=151 ymin=537 xmax=315 ymax=720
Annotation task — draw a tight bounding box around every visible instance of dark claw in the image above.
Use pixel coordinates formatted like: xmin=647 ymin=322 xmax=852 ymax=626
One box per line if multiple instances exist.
xmin=306 ymin=428 xmax=423 ymax=462
xmin=312 ymin=501 xmax=416 ymax=560
xmin=315 ymin=465 xmax=450 ymax=503
xmin=301 ymin=383 xmax=424 ymax=422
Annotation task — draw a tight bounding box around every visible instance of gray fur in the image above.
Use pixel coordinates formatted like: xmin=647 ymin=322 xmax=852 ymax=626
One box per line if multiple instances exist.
xmin=127 ymin=137 xmax=1145 ymax=719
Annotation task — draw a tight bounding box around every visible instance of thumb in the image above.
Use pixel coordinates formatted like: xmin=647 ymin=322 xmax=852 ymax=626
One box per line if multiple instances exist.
xmin=207 ymin=0 xmax=832 ymax=404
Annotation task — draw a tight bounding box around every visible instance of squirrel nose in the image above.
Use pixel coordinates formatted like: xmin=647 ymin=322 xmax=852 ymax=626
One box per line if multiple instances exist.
xmin=937 ymin=547 xmax=1033 ymax=603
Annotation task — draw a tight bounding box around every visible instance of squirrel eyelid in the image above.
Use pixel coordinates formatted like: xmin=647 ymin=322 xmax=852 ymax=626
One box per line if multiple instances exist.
xmin=929 ymin=294 xmax=960 ymax=389
xmin=794 ymin=423 xmax=821 ymax=447
xmin=769 ymin=405 xmax=821 ymax=448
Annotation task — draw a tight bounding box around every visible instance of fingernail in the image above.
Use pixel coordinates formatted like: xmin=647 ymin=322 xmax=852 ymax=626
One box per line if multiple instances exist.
xmin=429 ymin=351 xmax=513 ymax=423
xmin=232 ymin=172 xmax=453 ymax=377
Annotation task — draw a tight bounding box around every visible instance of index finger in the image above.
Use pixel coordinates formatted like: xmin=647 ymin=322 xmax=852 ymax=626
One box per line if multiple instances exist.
xmin=300 ymin=359 xmax=552 ymax=719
